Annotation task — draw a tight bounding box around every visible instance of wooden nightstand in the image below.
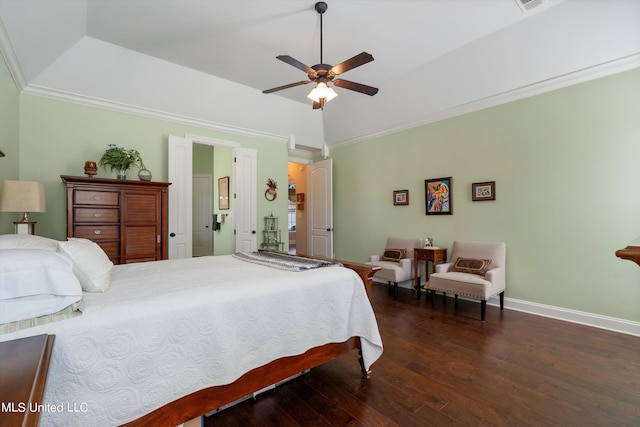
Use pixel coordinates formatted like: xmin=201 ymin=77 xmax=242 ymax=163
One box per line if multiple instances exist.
xmin=0 ymin=334 xmax=55 ymax=427
xmin=414 ymin=247 xmax=447 ymax=298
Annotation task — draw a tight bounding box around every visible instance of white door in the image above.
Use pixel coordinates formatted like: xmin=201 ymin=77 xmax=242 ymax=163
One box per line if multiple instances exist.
xmin=308 ymin=158 xmax=333 ymax=258
xmin=168 ymin=135 xmax=192 ymax=259
xmin=233 ymin=147 xmax=258 ymax=252
xmin=192 ymin=174 xmax=213 ymax=256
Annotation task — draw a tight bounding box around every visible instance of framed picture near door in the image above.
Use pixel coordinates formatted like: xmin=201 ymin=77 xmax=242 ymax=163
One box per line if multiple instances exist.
xmin=218 ymin=176 xmax=229 ymax=210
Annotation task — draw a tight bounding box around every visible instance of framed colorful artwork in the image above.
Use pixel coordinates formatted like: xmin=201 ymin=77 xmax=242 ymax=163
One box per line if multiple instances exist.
xmin=472 ymin=181 xmax=495 ymax=201
xmin=425 ymin=177 xmax=453 ymax=215
xmin=393 ymin=190 xmax=409 ymax=206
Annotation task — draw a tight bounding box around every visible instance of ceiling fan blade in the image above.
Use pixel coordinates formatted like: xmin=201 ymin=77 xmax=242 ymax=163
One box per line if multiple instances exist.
xmin=333 ymin=79 xmax=379 ymax=96
xmin=329 ymin=52 xmax=374 ymax=76
xmin=276 ymin=55 xmax=317 ymax=76
xmin=262 ymin=80 xmax=311 ymax=94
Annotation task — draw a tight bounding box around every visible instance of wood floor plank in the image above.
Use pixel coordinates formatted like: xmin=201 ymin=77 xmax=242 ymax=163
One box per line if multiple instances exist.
xmin=205 ymin=284 xmax=640 ymax=426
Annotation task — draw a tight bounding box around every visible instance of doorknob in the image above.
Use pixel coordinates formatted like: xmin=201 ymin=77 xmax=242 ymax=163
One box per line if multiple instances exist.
xmin=252 ymin=230 xmax=256 ymax=234
xmin=170 ymin=232 xmax=176 ymax=237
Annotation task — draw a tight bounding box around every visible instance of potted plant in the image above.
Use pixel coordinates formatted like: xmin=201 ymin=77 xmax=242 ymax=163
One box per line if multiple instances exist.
xmin=98 ymin=144 xmax=145 ymax=179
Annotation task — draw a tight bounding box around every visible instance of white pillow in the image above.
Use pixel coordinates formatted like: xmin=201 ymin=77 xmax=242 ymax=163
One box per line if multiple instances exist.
xmin=0 ymin=248 xmax=82 ymax=324
xmin=0 ymin=234 xmax=59 ymax=251
xmin=57 ymin=238 xmax=113 ymax=292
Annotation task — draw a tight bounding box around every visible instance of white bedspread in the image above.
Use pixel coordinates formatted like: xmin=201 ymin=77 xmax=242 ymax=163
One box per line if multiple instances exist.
xmin=0 ymin=255 xmax=383 ymax=426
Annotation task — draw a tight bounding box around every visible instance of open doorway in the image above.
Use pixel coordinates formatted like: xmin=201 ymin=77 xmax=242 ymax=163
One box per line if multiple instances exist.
xmin=288 ymin=162 xmax=308 ymax=255
xmin=193 ymin=143 xmax=233 ymax=256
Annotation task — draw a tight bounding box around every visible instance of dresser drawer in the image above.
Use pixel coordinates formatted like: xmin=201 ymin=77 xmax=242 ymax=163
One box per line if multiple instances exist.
xmin=74 ymin=190 xmax=119 ymax=206
xmin=96 ymin=241 xmax=120 ymax=262
xmin=74 ymin=225 xmax=119 ymax=240
xmin=74 ymin=208 xmax=119 ymax=223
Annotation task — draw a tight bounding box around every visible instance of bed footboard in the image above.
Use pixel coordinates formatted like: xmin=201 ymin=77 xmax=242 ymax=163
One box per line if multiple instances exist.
xmin=122 ymin=337 xmax=363 ymax=427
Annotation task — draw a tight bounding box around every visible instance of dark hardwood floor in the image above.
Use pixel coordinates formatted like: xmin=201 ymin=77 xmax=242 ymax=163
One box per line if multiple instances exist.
xmin=204 ymin=284 xmax=640 ymax=426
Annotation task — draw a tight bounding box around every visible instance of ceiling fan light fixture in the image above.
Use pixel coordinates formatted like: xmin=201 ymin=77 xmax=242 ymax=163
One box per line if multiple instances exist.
xmin=307 ymin=82 xmax=338 ymax=103
xmin=263 ymin=1 xmax=377 ymax=108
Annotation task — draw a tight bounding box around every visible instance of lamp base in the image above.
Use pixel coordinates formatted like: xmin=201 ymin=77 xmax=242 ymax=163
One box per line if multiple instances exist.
xmin=14 ymin=221 xmax=36 ymax=235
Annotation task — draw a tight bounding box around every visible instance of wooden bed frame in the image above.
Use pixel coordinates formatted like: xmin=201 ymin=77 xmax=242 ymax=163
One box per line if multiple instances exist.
xmin=122 ymin=258 xmax=380 ymax=427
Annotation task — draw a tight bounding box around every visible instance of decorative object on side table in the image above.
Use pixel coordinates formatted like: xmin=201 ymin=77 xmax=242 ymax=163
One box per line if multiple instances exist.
xmin=425 ymin=177 xmax=453 ymax=215
xmin=265 ymin=178 xmax=278 ymax=201
xmin=98 ymin=144 xmax=145 ymax=180
xmin=472 ymin=181 xmax=495 ymax=201
xmin=393 ymin=189 xmax=409 ymax=206
xmin=138 ymin=168 xmax=152 ymax=181
xmin=84 ymin=160 xmax=98 ymax=177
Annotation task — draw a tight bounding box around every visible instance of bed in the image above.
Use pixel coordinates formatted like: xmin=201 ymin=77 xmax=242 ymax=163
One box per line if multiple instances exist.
xmin=0 ymin=235 xmax=383 ymax=426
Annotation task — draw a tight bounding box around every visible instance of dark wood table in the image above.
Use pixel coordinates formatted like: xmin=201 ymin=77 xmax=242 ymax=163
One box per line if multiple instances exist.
xmin=414 ymin=247 xmax=447 ymax=298
xmin=0 ymin=334 xmax=55 ymax=427
xmin=616 ymin=244 xmax=640 ymax=267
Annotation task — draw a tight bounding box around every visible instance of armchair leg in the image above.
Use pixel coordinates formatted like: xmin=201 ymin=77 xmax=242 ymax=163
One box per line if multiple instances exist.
xmin=481 ymin=300 xmax=487 ymax=321
xmin=393 ymin=282 xmax=399 ymax=299
xmin=500 ymin=291 xmax=504 ymax=310
xmin=430 ymin=290 xmax=435 ymax=308
xmin=454 ymin=294 xmax=458 ymax=308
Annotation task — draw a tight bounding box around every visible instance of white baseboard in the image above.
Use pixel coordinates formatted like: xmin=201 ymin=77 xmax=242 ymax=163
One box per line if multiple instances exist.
xmin=373 ymin=280 xmax=640 ymax=337
xmin=487 ymin=296 xmax=640 ymax=337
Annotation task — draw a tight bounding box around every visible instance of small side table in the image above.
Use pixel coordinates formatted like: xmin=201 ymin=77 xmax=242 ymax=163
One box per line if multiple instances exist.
xmin=0 ymin=334 xmax=55 ymax=427
xmin=414 ymin=247 xmax=447 ymax=298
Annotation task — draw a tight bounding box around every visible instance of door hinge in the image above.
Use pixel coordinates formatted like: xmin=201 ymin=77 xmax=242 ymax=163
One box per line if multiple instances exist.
xmin=157 ymin=235 xmax=161 ymax=243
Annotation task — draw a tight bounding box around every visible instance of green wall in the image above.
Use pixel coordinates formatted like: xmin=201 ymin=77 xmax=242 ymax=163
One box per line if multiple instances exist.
xmin=5 ymin=90 xmax=288 ymax=245
xmin=331 ymin=68 xmax=640 ymax=322
xmin=3 ymin=48 xmax=639 ymax=322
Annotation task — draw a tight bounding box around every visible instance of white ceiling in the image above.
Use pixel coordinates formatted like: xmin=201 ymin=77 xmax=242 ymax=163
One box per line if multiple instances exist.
xmin=1 ymin=0 xmax=639 ymax=150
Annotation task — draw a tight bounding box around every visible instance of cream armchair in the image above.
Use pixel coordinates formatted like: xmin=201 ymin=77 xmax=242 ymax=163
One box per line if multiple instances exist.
xmin=367 ymin=237 xmax=421 ymax=298
xmin=429 ymin=240 xmax=506 ymax=320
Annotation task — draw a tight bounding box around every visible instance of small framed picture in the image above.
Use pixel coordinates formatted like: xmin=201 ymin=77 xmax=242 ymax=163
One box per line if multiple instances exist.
xmin=393 ymin=190 xmax=409 ymax=206
xmin=425 ymin=177 xmax=453 ymax=215
xmin=472 ymin=181 xmax=496 ymax=201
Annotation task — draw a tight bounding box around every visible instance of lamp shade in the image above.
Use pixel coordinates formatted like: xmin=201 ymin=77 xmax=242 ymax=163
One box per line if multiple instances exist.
xmin=307 ymin=82 xmax=338 ymax=103
xmin=0 ymin=180 xmax=46 ymax=221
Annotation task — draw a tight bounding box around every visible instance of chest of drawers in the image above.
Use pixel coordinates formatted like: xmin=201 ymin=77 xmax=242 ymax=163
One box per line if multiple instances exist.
xmin=61 ymin=175 xmax=170 ymax=264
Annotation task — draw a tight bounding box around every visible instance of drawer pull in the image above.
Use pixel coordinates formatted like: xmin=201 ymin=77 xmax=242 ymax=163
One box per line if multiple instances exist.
xmin=94 ymin=213 xmax=102 ymax=217
xmin=94 ymin=195 xmax=101 ymax=200
xmin=94 ymin=230 xmax=102 ymax=235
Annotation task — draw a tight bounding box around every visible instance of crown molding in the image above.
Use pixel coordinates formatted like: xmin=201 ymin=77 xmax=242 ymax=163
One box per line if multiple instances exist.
xmin=0 ymin=15 xmax=27 ymax=91
xmin=328 ymin=54 xmax=640 ymax=149
xmin=11 ymin=53 xmax=639 ymax=151
xmin=21 ymin=84 xmax=290 ymax=144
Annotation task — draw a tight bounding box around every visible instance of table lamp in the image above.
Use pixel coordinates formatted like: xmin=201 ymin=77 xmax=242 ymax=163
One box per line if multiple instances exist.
xmin=0 ymin=180 xmax=46 ymax=235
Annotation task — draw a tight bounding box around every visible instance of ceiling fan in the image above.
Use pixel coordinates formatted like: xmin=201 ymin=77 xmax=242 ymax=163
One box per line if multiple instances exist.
xmin=262 ymin=1 xmax=379 ymax=110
